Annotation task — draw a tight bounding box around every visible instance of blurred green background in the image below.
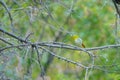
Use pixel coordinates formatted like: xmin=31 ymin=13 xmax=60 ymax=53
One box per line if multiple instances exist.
xmin=0 ymin=0 xmax=120 ymax=80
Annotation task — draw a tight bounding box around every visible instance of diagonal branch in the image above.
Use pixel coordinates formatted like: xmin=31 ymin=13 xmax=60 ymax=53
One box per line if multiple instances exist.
xmin=0 ymin=1 xmax=14 ymax=31
xmin=0 ymin=37 xmax=13 ymax=45
xmin=0 ymin=28 xmax=27 ymax=43
xmin=39 ymin=46 xmax=87 ymax=68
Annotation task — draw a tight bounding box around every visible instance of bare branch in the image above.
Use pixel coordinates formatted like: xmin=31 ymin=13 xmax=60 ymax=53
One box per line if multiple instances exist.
xmin=0 ymin=44 xmax=30 ymax=52
xmin=0 ymin=37 xmax=13 ymax=45
xmin=36 ymin=42 xmax=120 ymax=51
xmin=0 ymin=28 xmax=27 ymax=43
xmin=0 ymin=1 xmax=14 ymax=31
xmin=39 ymin=46 xmax=87 ymax=68
xmin=34 ymin=45 xmax=45 ymax=80
xmin=1 ymin=41 xmax=120 ymax=53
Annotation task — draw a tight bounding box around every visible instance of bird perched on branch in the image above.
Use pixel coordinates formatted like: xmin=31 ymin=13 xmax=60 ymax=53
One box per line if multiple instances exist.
xmin=71 ymin=35 xmax=85 ymax=48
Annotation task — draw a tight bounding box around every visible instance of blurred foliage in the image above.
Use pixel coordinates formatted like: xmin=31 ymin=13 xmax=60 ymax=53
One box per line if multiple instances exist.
xmin=0 ymin=0 xmax=120 ymax=80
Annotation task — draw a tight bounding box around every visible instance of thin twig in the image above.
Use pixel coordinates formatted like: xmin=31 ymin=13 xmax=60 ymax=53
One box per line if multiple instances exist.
xmin=0 ymin=44 xmax=30 ymax=52
xmin=0 ymin=28 xmax=28 ymax=43
xmin=36 ymin=42 xmax=120 ymax=51
xmin=1 ymin=42 xmax=120 ymax=53
xmin=0 ymin=37 xmax=13 ymax=45
xmin=39 ymin=46 xmax=87 ymax=68
xmin=0 ymin=1 xmax=14 ymax=31
xmin=25 ymin=32 xmax=34 ymax=41
xmin=34 ymin=45 xmax=45 ymax=80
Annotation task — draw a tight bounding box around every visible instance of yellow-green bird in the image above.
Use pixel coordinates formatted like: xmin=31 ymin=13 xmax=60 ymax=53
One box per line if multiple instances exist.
xmin=71 ymin=35 xmax=85 ymax=48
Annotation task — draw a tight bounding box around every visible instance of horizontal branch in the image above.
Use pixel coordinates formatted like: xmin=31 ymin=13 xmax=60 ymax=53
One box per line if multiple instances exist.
xmin=0 ymin=44 xmax=30 ymax=52
xmin=86 ymin=44 xmax=120 ymax=51
xmin=36 ymin=42 xmax=120 ymax=51
xmin=0 ymin=28 xmax=119 ymax=52
xmin=1 ymin=42 xmax=120 ymax=53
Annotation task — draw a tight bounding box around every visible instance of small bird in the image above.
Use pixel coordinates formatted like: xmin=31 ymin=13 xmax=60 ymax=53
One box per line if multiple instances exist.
xmin=71 ymin=35 xmax=85 ymax=48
